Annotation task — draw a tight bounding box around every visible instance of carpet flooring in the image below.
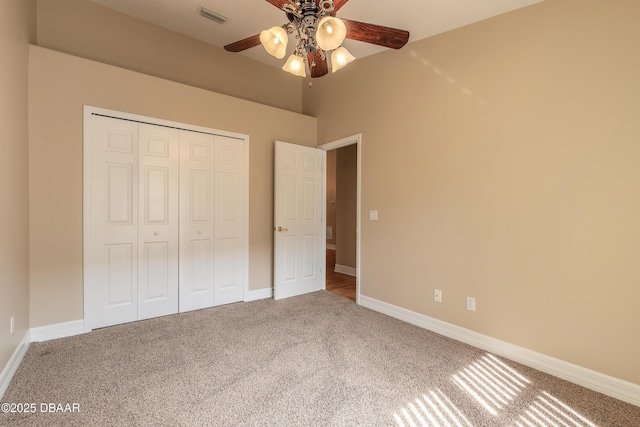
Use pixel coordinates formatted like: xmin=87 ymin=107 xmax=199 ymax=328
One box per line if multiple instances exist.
xmin=2 ymin=291 xmax=639 ymax=426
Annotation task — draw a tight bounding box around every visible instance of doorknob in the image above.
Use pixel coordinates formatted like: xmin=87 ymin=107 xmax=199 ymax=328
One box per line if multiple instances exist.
xmin=277 ymin=226 xmax=288 ymax=232
xmin=154 ymin=231 xmax=159 ymax=236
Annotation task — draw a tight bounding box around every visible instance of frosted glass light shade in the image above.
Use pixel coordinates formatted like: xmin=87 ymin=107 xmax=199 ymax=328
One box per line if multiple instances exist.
xmin=316 ymin=16 xmax=347 ymax=51
xmin=282 ymin=55 xmax=306 ymax=77
xmin=260 ymin=26 xmax=288 ymax=59
xmin=331 ymin=47 xmax=355 ymax=73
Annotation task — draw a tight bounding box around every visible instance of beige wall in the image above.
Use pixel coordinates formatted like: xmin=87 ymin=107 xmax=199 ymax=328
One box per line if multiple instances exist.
xmin=303 ymin=0 xmax=640 ymax=385
xmin=7 ymin=0 xmax=639 ymax=393
xmin=326 ymin=150 xmax=336 ymax=247
xmin=335 ymin=145 xmax=357 ymax=268
xmin=0 ymin=0 xmax=36 ymax=371
xmin=28 ymin=46 xmax=316 ymax=327
xmin=36 ymin=0 xmax=303 ymax=113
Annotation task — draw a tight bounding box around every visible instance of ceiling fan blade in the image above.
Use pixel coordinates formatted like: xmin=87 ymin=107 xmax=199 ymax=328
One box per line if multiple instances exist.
xmin=307 ymin=51 xmax=329 ymax=78
xmin=342 ymin=19 xmax=410 ymax=50
xmin=224 ymin=34 xmax=261 ymax=53
xmin=266 ymin=0 xmax=298 ymax=12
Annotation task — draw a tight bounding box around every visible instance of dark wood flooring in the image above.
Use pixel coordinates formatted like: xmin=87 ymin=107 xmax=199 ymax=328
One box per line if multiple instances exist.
xmin=326 ymin=249 xmax=356 ymax=301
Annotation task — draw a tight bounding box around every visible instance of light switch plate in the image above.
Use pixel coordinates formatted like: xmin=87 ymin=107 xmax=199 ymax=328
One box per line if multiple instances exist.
xmin=369 ymin=210 xmax=378 ymax=221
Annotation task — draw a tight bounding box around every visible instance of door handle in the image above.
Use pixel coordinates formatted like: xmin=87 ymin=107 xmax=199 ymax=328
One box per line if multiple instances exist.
xmin=277 ymin=226 xmax=288 ymax=232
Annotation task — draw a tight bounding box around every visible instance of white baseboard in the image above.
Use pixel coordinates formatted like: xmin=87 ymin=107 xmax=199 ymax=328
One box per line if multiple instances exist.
xmin=245 ymin=287 xmax=273 ymax=302
xmin=334 ymin=264 xmax=356 ymax=277
xmin=0 ymin=331 xmax=30 ymax=400
xmin=30 ymin=319 xmax=85 ymax=343
xmin=326 ymin=244 xmax=336 ymax=250
xmin=359 ymin=295 xmax=640 ymax=407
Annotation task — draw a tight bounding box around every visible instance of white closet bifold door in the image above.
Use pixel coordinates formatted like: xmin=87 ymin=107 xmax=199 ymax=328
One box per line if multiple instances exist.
xmin=179 ymin=130 xmax=216 ymax=312
xmin=214 ymin=136 xmax=246 ymax=305
xmin=137 ymin=124 xmax=180 ymax=320
xmin=87 ymin=116 xmax=140 ymax=329
xmin=85 ymin=108 xmax=248 ymax=330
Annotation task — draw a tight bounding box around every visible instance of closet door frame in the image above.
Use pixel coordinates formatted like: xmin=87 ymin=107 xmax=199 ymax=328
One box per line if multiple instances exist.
xmin=83 ymin=105 xmax=249 ymax=332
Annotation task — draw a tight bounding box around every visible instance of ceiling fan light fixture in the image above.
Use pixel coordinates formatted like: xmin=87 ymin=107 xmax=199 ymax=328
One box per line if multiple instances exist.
xmin=260 ymin=26 xmax=288 ymax=59
xmin=282 ymin=54 xmax=307 ymax=77
xmin=224 ymin=0 xmax=410 ymax=79
xmin=331 ymin=46 xmax=355 ymax=73
xmin=316 ymin=16 xmax=347 ymax=51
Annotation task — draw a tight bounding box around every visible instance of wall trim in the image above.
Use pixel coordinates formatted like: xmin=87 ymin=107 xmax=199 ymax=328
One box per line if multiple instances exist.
xmin=326 ymin=244 xmax=336 ymax=250
xmin=359 ymin=295 xmax=640 ymax=407
xmin=245 ymin=287 xmax=273 ymax=302
xmin=30 ymin=320 xmax=85 ymax=343
xmin=334 ymin=264 xmax=356 ymax=277
xmin=0 ymin=331 xmax=30 ymax=400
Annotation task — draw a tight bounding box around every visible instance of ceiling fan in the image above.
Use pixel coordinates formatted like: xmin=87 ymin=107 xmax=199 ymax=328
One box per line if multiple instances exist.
xmin=224 ymin=0 xmax=410 ymax=78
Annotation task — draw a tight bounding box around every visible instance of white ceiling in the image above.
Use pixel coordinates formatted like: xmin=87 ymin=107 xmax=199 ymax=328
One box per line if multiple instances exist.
xmin=90 ymin=0 xmax=543 ymax=68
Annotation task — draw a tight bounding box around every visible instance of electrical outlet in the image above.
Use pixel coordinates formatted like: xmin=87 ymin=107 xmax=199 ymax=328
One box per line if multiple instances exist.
xmin=10 ymin=314 xmax=15 ymax=334
xmin=466 ymin=297 xmax=476 ymax=311
xmin=434 ymin=289 xmax=442 ymax=303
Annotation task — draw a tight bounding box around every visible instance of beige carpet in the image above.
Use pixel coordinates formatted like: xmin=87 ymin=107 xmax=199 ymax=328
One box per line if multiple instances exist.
xmin=2 ymin=291 xmax=639 ymax=426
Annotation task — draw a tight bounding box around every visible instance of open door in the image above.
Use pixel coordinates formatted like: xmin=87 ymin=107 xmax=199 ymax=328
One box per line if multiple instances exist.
xmin=274 ymin=141 xmax=324 ymax=300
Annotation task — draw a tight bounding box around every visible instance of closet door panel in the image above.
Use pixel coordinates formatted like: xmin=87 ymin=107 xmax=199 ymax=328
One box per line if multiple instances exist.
xmin=179 ymin=131 xmax=216 ymax=312
xmin=188 ymin=239 xmax=212 ymax=292
xmin=138 ymin=124 xmax=179 ymax=320
xmin=105 ymin=244 xmax=135 ymax=305
xmin=214 ymin=136 xmax=246 ymax=305
xmin=88 ymin=116 xmax=139 ymax=329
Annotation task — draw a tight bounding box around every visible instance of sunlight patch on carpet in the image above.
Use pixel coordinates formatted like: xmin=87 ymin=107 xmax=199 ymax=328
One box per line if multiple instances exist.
xmin=453 ymin=353 xmax=530 ymax=415
xmin=515 ymin=391 xmax=598 ymax=427
xmin=394 ymin=388 xmax=473 ymax=427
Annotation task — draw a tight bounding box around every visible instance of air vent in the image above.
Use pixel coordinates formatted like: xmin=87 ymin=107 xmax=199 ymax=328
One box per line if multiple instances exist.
xmin=199 ymin=6 xmax=228 ymax=24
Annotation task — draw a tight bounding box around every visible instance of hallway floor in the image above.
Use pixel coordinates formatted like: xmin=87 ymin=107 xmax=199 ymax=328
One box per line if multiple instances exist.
xmin=325 ymin=249 xmax=356 ymax=301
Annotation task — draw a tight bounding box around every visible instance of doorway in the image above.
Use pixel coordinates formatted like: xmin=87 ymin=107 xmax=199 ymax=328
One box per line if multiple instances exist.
xmin=319 ymin=135 xmax=361 ymax=303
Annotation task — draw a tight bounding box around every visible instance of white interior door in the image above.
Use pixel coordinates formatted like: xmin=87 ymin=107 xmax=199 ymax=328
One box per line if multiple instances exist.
xmin=274 ymin=141 xmax=324 ymax=300
xmin=137 ymin=124 xmax=179 ymax=320
xmin=179 ymin=130 xmax=216 ymax=312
